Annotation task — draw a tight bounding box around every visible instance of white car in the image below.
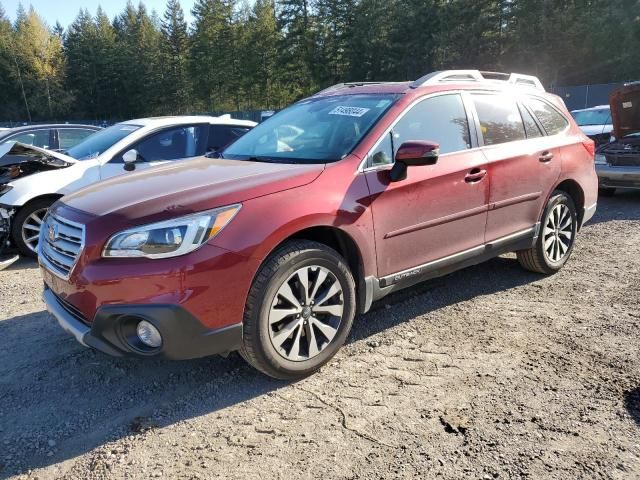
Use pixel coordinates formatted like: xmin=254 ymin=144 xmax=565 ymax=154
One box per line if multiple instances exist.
xmin=571 ymin=105 xmax=613 ymax=146
xmin=0 ymin=115 xmax=255 ymax=256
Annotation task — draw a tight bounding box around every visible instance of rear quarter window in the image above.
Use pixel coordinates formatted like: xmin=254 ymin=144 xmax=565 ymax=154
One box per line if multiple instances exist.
xmin=472 ymin=93 xmax=526 ymax=146
xmin=526 ymin=97 xmax=569 ymax=135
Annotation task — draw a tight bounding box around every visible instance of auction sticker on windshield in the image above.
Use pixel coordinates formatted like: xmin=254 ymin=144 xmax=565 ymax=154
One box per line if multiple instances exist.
xmin=329 ymin=106 xmax=371 ymax=117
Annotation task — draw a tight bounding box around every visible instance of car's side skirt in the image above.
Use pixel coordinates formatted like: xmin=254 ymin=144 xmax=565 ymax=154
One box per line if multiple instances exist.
xmin=360 ymin=224 xmax=539 ymax=313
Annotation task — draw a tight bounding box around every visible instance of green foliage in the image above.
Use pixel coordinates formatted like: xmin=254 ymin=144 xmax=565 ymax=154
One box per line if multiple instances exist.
xmin=0 ymin=0 xmax=639 ymax=121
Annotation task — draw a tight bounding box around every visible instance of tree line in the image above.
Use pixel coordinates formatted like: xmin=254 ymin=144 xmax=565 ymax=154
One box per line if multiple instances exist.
xmin=0 ymin=0 xmax=638 ymax=122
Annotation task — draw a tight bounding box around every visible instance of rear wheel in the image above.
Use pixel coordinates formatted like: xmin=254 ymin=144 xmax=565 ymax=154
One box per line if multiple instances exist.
xmin=517 ymin=191 xmax=577 ymax=274
xmin=598 ymin=187 xmax=616 ymax=197
xmin=240 ymin=240 xmax=356 ymax=380
xmin=11 ymin=198 xmax=55 ymax=257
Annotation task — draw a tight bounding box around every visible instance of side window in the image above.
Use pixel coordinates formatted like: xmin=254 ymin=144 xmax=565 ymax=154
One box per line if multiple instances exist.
xmin=392 ymin=94 xmax=471 ymax=155
xmin=526 ymin=97 xmax=569 ymax=135
xmin=8 ymin=130 xmax=50 ymax=148
xmin=58 ymin=129 xmax=96 ymax=150
xmin=209 ymin=125 xmax=251 ymax=152
xmin=112 ymin=125 xmax=208 ymax=163
xmin=367 ymin=94 xmax=471 ymax=167
xmin=472 ymin=93 xmax=526 ymax=145
xmin=519 ymin=105 xmax=544 ymax=138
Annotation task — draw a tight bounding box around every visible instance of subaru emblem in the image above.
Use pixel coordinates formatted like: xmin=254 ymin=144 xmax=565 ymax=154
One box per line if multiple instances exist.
xmin=48 ymin=223 xmax=58 ymax=242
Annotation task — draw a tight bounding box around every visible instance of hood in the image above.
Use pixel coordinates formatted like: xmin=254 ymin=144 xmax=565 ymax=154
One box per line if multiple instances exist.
xmin=61 ymin=156 xmax=324 ymax=224
xmin=610 ymin=83 xmax=640 ymax=140
xmin=0 ymin=142 xmax=76 ymax=185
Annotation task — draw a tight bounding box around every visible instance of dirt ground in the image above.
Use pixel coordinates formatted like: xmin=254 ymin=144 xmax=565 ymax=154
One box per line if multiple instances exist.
xmin=1 ymin=193 xmax=639 ymax=480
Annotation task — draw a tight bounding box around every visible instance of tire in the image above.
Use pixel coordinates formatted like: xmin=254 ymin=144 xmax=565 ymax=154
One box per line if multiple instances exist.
xmin=11 ymin=198 xmax=55 ymax=257
xmin=517 ymin=191 xmax=578 ymax=275
xmin=598 ymin=187 xmax=616 ymax=197
xmin=240 ymin=240 xmax=356 ymax=380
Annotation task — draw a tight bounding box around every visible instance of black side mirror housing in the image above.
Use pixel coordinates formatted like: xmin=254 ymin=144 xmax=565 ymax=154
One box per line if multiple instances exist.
xmin=389 ymin=141 xmax=440 ymax=182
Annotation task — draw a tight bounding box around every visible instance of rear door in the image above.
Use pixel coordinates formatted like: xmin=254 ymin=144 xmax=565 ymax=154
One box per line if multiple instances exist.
xmin=364 ymin=93 xmax=489 ymax=278
xmin=471 ymin=92 xmax=562 ymax=242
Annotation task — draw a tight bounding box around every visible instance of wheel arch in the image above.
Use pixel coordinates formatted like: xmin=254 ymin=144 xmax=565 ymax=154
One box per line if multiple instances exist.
xmin=16 ymin=193 xmax=63 ymax=213
xmin=552 ymin=179 xmax=585 ymax=229
xmin=257 ymin=225 xmax=370 ymax=314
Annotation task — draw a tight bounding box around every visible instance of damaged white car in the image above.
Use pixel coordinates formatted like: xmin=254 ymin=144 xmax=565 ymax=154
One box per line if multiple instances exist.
xmin=0 ymin=116 xmax=255 ymax=257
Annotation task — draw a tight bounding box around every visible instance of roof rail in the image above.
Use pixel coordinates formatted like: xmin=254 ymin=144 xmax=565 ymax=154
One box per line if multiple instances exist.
xmin=410 ymin=70 xmax=545 ymax=92
xmin=313 ymin=81 xmax=408 ymax=96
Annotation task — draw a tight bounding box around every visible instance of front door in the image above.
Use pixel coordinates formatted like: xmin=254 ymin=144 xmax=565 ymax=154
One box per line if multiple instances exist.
xmin=99 ymin=124 xmax=209 ymax=180
xmin=364 ymin=94 xmax=489 ymax=278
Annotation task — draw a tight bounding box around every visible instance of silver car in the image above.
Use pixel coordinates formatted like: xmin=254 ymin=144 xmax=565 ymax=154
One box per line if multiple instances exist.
xmin=596 ymin=82 xmax=640 ymax=196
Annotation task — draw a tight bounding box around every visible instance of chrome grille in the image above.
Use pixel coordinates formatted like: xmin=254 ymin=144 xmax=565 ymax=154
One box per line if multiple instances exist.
xmin=38 ymin=213 xmax=85 ymax=279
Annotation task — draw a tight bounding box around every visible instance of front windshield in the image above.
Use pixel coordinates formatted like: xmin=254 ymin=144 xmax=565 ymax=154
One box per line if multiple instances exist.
xmin=66 ymin=123 xmax=141 ymax=160
xmin=572 ymin=108 xmax=611 ymax=126
xmin=223 ymin=94 xmax=399 ymax=163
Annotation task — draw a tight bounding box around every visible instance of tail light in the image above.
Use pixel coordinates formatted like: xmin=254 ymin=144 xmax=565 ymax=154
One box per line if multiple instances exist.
xmin=582 ymin=138 xmax=595 ymax=158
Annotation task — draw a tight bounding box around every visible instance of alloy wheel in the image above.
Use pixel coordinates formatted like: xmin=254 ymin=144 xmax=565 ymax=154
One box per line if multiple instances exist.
xmin=268 ymin=265 xmax=344 ymax=362
xmin=21 ymin=208 xmax=47 ymax=253
xmin=543 ymin=203 xmax=573 ymax=263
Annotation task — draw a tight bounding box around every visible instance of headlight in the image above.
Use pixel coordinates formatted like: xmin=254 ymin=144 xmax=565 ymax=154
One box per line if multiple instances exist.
xmin=595 ymin=153 xmax=607 ymax=165
xmin=103 ymin=204 xmax=241 ymax=259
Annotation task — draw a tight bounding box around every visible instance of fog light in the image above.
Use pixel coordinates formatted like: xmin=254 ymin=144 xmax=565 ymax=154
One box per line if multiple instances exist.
xmin=136 ymin=320 xmax=162 ymax=348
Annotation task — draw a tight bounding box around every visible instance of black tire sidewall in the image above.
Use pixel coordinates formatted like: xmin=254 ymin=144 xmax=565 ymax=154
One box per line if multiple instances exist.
xmin=11 ymin=199 xmax=54 ymax=257
xmin=246 ymin=246 xmax=356 ymax=378
xmin=537 ymin=192 xmax=577 ymax=271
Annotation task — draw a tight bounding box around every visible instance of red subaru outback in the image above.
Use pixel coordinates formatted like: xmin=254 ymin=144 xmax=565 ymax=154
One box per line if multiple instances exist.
xmin=39 ymin=71 xmax=598 ymax=379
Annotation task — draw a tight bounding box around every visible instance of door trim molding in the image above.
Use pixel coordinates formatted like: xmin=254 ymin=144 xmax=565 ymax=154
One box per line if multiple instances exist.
xmin=489 ymin=191 xmax=542 ymax=210
xmin=384 ymin=204 xmax=489 ymax=239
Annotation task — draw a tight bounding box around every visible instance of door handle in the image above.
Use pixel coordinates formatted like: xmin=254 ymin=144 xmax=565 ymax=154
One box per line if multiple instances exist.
xmin=465 ymin=168 xmax=487 ymax=183
xmin=539 ymin=151 xmax=554 ymax=163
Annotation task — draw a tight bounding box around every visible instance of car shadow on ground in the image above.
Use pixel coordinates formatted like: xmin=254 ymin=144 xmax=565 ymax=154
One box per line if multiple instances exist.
xmin=0 ymin=195 xmax=635 ymax=476
xmin=624 ymin=388 xmax=640 ymax=429
xmin=0 ymin=255 xmax=542 ymax=477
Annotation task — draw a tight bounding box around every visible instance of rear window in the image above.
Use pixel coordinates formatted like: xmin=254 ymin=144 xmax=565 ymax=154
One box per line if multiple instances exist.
xmin=208 ymin=125 xmax=252 ymax=152
xmin=472 ymin=93 xmax=526 ymax=146
xmin=572 ymin=108 xmax=611 ymax=127
xmin=527 ymin=97 xmax=569 ymax=135
xmin=58 ymin=128 xmax=96 ymax=150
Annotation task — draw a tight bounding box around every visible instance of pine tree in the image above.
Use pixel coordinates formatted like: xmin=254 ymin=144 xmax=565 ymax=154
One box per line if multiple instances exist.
xmin=190 ymin=0 xmax=236 ymax=111
xmin=276 ymin=0 xmax=317 ymax=100
xmin=315 ymin=0 xmax=357 ymax=85
xmin=160 ymin=0 xmax=190 ymax=114
xmin=0 ymin=2 xmax=21 ymax=120
xmin=13 ymin=7 xmax=67 ymax=119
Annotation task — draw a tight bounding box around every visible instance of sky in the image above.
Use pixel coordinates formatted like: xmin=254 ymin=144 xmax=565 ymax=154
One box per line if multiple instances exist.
xmin=2 ymin=0 xmax=198 ymax=27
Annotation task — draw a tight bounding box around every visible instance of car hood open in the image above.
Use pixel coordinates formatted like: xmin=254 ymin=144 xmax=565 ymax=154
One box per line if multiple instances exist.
xmin=610 ymin=83 xmax=640 ymax=140
xmin=0 ymin=142 xmax=76 ymax=186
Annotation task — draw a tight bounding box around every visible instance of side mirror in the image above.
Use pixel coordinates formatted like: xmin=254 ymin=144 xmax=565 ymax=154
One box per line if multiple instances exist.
xmin=390 ymin=141 xmax=440 ymax=182
xmin=122 ymin=149 xmax=139 ymax=171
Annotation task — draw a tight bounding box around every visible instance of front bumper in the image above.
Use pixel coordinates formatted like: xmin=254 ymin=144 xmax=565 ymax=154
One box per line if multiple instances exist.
xmin=43 ymin=286 xmax=242 ymax=359
xmin=596 ymin=164 xmax=640 ymax=189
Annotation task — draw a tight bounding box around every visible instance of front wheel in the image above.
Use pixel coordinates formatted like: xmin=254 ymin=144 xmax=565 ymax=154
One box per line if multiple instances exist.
xmin=240 ymin=240 xmax=356 ymax=380
xmin=11 ymin=198 xmax=55 ymax=257
xmin=517 ymin=191 xmax=577 ymax=274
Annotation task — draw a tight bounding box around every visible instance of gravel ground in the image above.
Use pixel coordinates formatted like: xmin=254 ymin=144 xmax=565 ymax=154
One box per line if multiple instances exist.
xmin=1 ymin=193 xmax=639 ymax=480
